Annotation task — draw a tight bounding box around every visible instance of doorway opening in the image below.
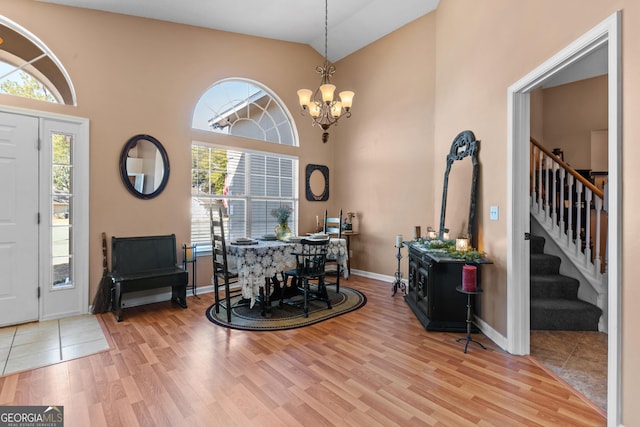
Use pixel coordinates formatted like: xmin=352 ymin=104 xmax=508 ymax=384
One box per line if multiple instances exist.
xmin=507 ymin=11 xmax=620 ymax=425
xmin=0 ymin=106 xmax=89 ymax=326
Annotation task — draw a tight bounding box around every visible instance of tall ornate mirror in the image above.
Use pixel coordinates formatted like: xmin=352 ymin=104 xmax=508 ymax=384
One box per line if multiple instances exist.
xmin=119 ymin=134 xmax=170 ymax=199
xmin=439 ymin=130 xmax=479 ymax=247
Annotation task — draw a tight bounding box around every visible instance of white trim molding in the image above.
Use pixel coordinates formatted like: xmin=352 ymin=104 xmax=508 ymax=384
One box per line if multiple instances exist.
xmin=507 ymin=11 xmax=621 ymax=426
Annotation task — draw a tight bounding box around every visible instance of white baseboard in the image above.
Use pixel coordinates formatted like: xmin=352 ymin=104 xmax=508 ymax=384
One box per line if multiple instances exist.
xmin=353 ymin=269 xmax=506 ymax=351
xmin=474 ymin=315 xmax=508 ymax=351
xmin=350 ymin=268 xmax=407 ymax=285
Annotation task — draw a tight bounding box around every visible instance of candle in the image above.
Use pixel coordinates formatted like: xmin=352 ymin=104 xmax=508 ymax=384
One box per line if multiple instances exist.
xmin=462 ymin=265 xmax=477 ymax=291
xmin=456 ymin=238 xmax=469 ymax=252
xmin=395 ymin=235 xmax=403 ymax=247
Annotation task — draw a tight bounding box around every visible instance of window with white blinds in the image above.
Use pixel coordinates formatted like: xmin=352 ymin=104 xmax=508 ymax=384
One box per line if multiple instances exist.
xmin=191 ymin=144 xmax=297 ymax=246
xmin=191 ymin=79 xmax=298 ymax=248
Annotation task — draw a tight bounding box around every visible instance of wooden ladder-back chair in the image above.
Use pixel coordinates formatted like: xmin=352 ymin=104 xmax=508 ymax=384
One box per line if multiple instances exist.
xmin=323 ymin=209 xmax=342 ymax=292
xmin=281 ymin=238 xmax=331 ymax=317
xmin=211 ymin=206 xmax=241 ymax=322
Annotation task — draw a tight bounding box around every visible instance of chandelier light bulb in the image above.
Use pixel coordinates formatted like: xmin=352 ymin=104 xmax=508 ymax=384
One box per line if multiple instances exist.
xmin=320 ymin=84 xmax=336 ymax=103
xmin=331 ymin=101 xmax=343 ymax=118
xmin=309 ymin=102 xmax=321 ymax=117
xmin=297 ymin=89 xmax=312 ymax=107
xmin=339 ymin=91 xmax=354 ymax=110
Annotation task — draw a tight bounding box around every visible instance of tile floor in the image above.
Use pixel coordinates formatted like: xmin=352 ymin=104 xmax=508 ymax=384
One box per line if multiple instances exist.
xmin=0 ymin=315 xmax=109 ymax=376
xmin=530 ymin=330 xmax=607 ymax=411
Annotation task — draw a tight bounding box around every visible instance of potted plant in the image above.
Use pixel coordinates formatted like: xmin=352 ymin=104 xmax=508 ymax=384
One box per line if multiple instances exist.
xmin=272 ymin=206 xmax=292 ymax=241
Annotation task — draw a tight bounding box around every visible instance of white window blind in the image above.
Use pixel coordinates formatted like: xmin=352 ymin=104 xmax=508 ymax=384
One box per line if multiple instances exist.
xmin=191 ymin=144 xmax=297 ymax=246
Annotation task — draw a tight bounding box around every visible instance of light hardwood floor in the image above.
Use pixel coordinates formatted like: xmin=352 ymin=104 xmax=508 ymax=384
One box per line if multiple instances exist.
xmin=0 ymin=276 xmax=606 ymax=426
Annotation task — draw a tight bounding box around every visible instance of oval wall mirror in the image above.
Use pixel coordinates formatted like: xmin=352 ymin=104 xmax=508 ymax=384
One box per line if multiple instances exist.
xmin=305 ymin=164 xmax=329 ymax=201
xmin=119 ymin=134 xmax=170 ymax=199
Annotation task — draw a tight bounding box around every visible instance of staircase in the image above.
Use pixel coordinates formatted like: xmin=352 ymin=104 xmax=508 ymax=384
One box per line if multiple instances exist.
xmin=530 ymin=234 xmax=602 ymax=330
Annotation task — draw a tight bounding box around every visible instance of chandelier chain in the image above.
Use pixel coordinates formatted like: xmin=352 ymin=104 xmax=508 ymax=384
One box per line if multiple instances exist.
xmin=324 ymin=0 xmax=328 ymax=61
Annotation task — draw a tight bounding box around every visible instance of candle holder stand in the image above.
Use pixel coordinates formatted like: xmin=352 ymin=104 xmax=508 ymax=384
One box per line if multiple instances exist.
xmin=182 ymin=244 xmax=198 ymax=298
xmin=455 ymin=286 xmax=486 ymax=353
xmin=392 ymin=243 xmax=406 ymax=296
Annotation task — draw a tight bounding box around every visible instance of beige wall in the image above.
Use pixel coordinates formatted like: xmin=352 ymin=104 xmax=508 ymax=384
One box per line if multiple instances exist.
xmin=432 ymin=0 xmax=622 ymax=333
xmin=332 ymin=12 xmax=437 ymax=276
xmin=432 ymin=0 xmax=637 ymax=423
xmin=4 ymin=0 xmax=640 ymax=423
xmin=1 ymin=0 xmax=340 ymax=296
xmin=541 ymin=75 xmax=608 ymax=169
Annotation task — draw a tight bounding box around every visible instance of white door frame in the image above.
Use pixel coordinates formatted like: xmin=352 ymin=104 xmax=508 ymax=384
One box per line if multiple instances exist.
xmin=0 ymin=105 xmax=89 ymax=322
xmin=507 ymin=11 xmax=620 ymax=424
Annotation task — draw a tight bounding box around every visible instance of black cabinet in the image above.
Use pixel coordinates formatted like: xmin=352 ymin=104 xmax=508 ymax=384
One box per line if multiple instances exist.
xmin=404 ymin=243 xmax=484 ymax=332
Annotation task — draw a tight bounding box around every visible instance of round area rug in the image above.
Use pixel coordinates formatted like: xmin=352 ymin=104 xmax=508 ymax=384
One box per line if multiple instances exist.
xmin=205 ymin=286 xmax=366 ymax=331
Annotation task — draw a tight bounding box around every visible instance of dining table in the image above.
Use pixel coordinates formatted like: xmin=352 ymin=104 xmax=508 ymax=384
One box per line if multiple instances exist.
xmin=226 ymin=237 xmax=349 ymax=312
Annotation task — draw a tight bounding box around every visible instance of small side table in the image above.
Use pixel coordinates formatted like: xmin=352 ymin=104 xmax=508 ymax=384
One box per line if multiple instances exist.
xmin=455 ymin=286 xmax=486 ymax=353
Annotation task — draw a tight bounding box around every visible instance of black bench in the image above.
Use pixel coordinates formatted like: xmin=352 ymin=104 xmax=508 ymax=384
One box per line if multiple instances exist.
xmin=108 ymin=234 xmax=188 ymax=321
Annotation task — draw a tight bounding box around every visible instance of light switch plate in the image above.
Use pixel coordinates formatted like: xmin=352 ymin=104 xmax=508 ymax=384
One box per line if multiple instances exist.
xmin=490 ymin=205 xmax=499 ymax=220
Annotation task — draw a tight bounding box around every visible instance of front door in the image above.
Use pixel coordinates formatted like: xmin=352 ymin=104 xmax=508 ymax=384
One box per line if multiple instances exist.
xmin=0 ymin=112 xmax=39 ymax=326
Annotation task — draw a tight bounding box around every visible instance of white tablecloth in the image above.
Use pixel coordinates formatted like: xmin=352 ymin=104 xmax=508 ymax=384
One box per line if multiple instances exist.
xmin=224 ymin=238 xmax=348 ymax=306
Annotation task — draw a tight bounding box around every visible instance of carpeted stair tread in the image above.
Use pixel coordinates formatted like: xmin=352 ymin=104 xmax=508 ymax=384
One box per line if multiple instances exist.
xmin=529 ymin=233 xmax=602 ymax=331
xmin=530 ymin=274 xmax=579 ymax=299
xmin=531 ymin=298 xmax=602 ymax=330
xmin=530 ymin=253 xmax=561 ymax=275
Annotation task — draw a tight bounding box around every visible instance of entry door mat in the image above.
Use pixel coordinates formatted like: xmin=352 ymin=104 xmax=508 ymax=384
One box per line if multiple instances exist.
xmin=205 ymin=286 xmax=366 ymax=331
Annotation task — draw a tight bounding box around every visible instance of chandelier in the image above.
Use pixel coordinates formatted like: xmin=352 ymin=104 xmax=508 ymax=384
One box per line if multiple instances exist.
xmin=297 ymin=0 xmax=354 ymax=143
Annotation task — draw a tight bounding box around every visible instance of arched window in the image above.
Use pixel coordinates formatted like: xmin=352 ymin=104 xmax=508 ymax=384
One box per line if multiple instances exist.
xmin=0 ymin=16 xmax=76 ymax=105
xmin=192 ymin=79 xmax=296 ymax=146
xmin=191 ymin=79 xmax=299 ymax=245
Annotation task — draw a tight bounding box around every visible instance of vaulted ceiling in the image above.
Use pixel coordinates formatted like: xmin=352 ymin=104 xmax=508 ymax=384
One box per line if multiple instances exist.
xmin=38 ymin=0 xmax=440 ymax=62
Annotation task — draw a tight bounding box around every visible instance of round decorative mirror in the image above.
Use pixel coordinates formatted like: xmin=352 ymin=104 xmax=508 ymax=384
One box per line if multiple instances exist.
xmin=119 ymin=134 xmax=170 ymax=199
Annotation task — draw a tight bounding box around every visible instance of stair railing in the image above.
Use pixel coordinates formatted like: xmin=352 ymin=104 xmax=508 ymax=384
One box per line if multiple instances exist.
xmin=530 ymin=137 xmax=606 ymax=278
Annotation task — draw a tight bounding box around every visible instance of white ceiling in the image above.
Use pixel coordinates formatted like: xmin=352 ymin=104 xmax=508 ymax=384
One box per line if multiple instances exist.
xmin=38 ymin=0 xmax=440 ymax=62
xmin=541 ymin=45 xmax=608 ymax=88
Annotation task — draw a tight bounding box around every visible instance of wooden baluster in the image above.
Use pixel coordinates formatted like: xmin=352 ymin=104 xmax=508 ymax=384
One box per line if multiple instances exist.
xmin=584 ymin=188 xmax=593 ymax=268
xmin=575 ymin=181 xmax=583 ymax=257
xmin=567 ymin=174 xmax=574 ymax=247
xmin=558 ymin=168 xmax=566 ymax=240
xmin=545 ymin=156 xmax=552 ymax=224
xmin=537 ymin=148 xmax=543 ymax=213
xmin=594 ymin=197 xmax=603 ymax=275
xmin=551 ymin=160 xmax=558 ymax=231
xmin=530 ymin=143 xmax=534 ymax=200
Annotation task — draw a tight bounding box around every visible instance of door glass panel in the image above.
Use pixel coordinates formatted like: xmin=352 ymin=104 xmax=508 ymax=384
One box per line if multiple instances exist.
xmin=51 ymin=133 xmax=73 ymax=289
xmin=52 ymin=256 xmax=71 ymax=287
